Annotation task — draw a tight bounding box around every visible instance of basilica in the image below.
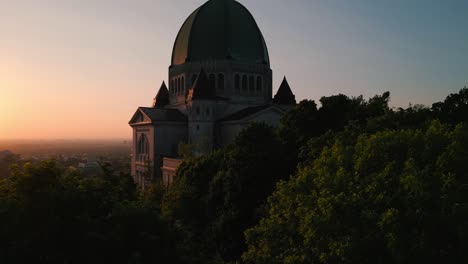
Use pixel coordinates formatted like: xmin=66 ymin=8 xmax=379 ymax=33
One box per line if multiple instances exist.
xmin=129 ymin=0 xmax=296 ymax=189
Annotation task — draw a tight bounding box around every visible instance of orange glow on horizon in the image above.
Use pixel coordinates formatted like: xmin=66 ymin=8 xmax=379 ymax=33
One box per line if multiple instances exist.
xmin=0 ymin=59 xmax=133 ymax=140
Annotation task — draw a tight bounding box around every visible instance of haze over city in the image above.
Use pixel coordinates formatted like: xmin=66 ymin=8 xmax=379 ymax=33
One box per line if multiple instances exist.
xmin=1 ymin=0 xmax=467 ymax=139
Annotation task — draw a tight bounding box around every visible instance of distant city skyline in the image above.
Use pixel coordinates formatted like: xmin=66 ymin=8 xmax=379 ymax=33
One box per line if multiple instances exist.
xmin=1 ymin=0 xmax=467 ymax=139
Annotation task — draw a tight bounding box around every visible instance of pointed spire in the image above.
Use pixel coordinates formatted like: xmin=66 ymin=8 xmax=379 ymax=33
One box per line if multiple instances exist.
xmin=188 ymin=69 xmax=216 ymax=100
xmin=153 ymin=81 xmax=170 ymax=107
xmin=273 ymin=76 xmax=296 ymax=105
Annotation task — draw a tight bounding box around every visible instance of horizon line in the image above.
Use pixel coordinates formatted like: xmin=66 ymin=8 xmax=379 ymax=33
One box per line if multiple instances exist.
xmin=0 ymin=138 xmax=132 ymax=141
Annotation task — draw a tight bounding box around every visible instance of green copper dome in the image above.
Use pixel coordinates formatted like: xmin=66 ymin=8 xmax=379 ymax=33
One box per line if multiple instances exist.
xmin=171 ymin=0 xmax=270 ymax=66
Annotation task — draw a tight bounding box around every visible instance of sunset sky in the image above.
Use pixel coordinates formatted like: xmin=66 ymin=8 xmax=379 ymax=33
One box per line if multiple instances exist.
xmin=1 ymin=0 xmax=467 ymax=139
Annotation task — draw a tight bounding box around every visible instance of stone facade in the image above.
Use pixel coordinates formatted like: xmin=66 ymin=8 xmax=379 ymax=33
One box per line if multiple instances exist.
xmin=161 ymin=157 xmax=183 ymax=187
xmin=129 ymin=0 xmax=297 ymax=186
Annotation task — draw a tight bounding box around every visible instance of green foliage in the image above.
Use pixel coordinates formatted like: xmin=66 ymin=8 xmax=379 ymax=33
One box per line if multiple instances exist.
xmin=162 ymin=123 xmax=289 ymax=263
xmin=279 ymin=92 xmax=391 ymax=167
xmin=0 ymin=160 xmax=182 ymax=264
xmin=178 ymin=143 xmax=194 ymax=159
xmin=159 ymin=88 xmax=468 ymax=263
xmin=432 ymin=87 xmax=468 ymax=124
xmin=366 ymin=104 xmax=433 ymax=132
xmin=243 ymin=121 xmax=468 ymax=263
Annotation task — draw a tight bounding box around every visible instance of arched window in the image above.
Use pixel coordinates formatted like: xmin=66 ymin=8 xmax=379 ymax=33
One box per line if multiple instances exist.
xmin=137 ymin=134 xmax=149 ymax=155
xmin=209 ymin=74 xmax=216 ymax=89
xmin=235 ymin=74 xmax=240 ymax=92
xmin=242 ymin=75 xmax=248 ymax=92
xmin=137 ymin=134 xmax=149 ymax=163
xmin=175 ymin=78 xmax=179 ymax=95
xmin=192 ymin=74 xmax=198 ymax=85
xmin=256 ymin=76 xmax=263 ymax=93
xmin=217 ymin=74 xmax=224 ymax=90
xmin=181 ymin=77 xmax=185 ymax=95
xmin=171 ymin=80 xmax=174 ymax=94
xmin=249 ymin=76 xmax=255 ymax=93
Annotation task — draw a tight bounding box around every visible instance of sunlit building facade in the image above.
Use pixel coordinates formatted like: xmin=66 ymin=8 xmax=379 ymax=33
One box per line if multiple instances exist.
xmin=129 ymin=0 xmax=296 ymax=189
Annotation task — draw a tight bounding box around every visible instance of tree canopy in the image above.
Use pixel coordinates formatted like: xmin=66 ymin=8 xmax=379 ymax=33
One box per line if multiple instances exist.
xmin=0 ymin=160 xmax=182 ymax=264
xmin=243 ymin=121 xmax=468 ymax=263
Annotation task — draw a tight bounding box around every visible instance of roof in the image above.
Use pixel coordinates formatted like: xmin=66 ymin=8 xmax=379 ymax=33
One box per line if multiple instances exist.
xmin=153 ymin=81 xmax=170 ymax=107
xmin=137 ymin=107 xmax=187 ymax=123
xmin=273 ymin=77 xmax=296 ymax=105
xmin=218 ymin=105 xmax=273 ymax=122
xmin=171 ymin=0 xmax=269 ymax=66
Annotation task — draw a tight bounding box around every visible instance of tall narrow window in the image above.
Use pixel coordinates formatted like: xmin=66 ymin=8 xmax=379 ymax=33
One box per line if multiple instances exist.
xmin=178 ymin=78 xmax=181 ymax=95
xmin=171 ymin=80 xmax=174 ymax=95
xmin=144 ymin=138 xmax=149 ymax=154
xmin=137 ymin=134 xmax=149 ymax=163
xmin=137 ymin=134 xmax=149 ymax=155
xmin=217 ymin=74 xmax=224 ymax=90
xmin=249 ymin=76 xmax=255 ymax=93
xmin=209 ymin=74 xmax=216 ymax=89
xmin=181 ymin=77 xmax=185 ymax=95
xmin=242 ymin=75 xmax=248 ymax=92
xmin=235 ymin=74 xmax=240 ymax=92
xmin=192 ymin=74 xmax=198 ymax=86
xmin=256 ymin=76 xmax=262 ymax=93
xmin=179 ymin=78 xmax=182 ymax=95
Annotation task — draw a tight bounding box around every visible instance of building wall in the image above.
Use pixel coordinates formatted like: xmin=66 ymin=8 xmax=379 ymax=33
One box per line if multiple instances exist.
xmin=131 ymin=121 xmax=187 ymax=189
xmin=153 ymin=122 xmax=187 ymax=178
xmin=131 ymin=109 xmax=288 ymax=189
xmin=168 ymin=61 xmax=272 ymax=110
xmin=132 ymin=124 xmax=154 ymax=190
xmin=248 ymin=110 xmax=283 ymax=127
xmin=161 ymin=157 xmax=183 ymax=187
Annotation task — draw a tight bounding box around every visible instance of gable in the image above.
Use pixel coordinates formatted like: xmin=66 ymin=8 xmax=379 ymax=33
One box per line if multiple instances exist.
xmin=129 ymin=107 xmax=188 ymax=126
xmin=128 ymin=109 xmax=151 ymax=125
xmin=135 ymin=112 xmax=144 ymax=123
